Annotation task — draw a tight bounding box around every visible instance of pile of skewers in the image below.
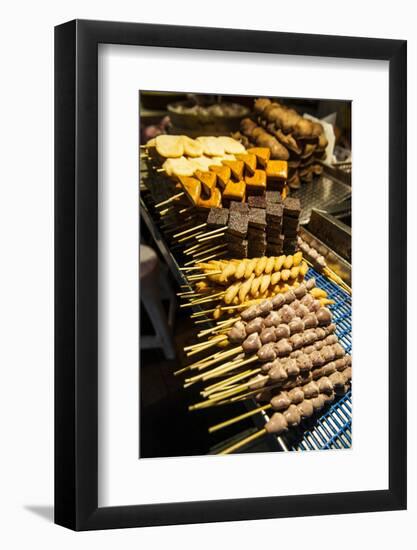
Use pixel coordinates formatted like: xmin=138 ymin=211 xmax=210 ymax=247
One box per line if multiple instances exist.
xmin=175 ymin=276 xmax=351 ymax=454
xmin=297 ymin=235 xmax=351 ymax=294
xmin=179 ymin=252 xmax=333 ymax=322
xmin=235 ymin=98 xmax=328 ymax=189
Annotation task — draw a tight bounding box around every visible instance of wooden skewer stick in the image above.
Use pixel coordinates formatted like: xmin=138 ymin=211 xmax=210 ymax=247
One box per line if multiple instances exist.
xmin=197 ymin=229 xmax=226 ymax=242
xmin=183 ymin=334 xmax=226 ymax=351
xmin=183 ymin=241 xmax=209 ymax=254
xmin=173 ymin=223 xmax=207 ymax=238
xmin=192 ymin=244 xmax=227 ymax=258
xmin=180 ymin=297 xmax=223 ymax=309
xmin=178 ymin=207 xmax=193 ymax=215
xmin=197 ymin=318 xmax=238 ymax=338
xmin=194 ymin=318 xmax=213 ymax=325
xmin=184 ymin=242 xmax=214 ymax=256
xmin=189 ymin=289 xmax=225 ymax=301
xmin=200 ymin=356 xmax=258 ymax=381
xmin=184 ymin=346 xmax=243 ymax=378
xmin=185 ymin=251 xmax=228 ymax=266
xmin=208 ymin=404 xmax=272 ymax=433
xmin=203 ymin=363 xmax=259 ymax=390
xmin=185 ymin=337 xmax=228 ymax=357
xmin=202 ymin=369 xmax=257 ymax=397
xmin=207 ymin=372 xmax=265 ymax=401
xmin=155 ymin=192 xmax=184 ymax=208
xmin=194 ymin=233 xmax=225 ymax=245
xmin=219 ymin=299 xmax=262 ymax=311
xmin=176 ymin=231 xmax=206 ymax=244
xmin=190 ymin=308 xmax=217 ymax=318
xmin=217 ymin=429 xmax=267 ymax=455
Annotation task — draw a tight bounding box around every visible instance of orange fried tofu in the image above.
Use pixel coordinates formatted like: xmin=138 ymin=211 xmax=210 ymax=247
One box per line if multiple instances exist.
xmin=223 ymin=180 xmax=246 ymax=202
xmin=222 ymin=159 xmax=244 ymax=180
xmin=266 ymin=160 xmax=288 ymax=181
xmin=209 ymin=165 xmax=231 ymax=189
xmin=178 ymin=176 xmax=201 ymax=205
xmin=247 ymin=147 xmax=271 ymax=167
xmin=236 ymin=153 xmax=257 ymax=175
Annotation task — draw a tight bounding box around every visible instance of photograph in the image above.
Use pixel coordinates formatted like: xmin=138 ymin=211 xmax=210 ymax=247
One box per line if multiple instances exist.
xmin=139 ymin=91 xmax=352 ymax=458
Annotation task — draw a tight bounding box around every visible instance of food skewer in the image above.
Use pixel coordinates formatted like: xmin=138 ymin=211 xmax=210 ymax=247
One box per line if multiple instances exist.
xmin=217 ymin=366 xmax=352 ymax=454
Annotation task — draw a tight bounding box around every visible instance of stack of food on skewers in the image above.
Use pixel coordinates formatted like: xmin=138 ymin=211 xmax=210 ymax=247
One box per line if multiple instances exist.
xmin=175 ymin=276 xmax=351 ymax=454
xmin=179 ymin=252 xmax=334 ymax=322
xmin=234 ymin=97 xmax=328 ymax=189
xmin=140 ymin=136 xmax=351 ymax=455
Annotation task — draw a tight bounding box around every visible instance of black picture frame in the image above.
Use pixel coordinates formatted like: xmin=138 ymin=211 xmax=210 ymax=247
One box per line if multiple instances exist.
xmin=55 ymin=19 xmax=407 ymax=531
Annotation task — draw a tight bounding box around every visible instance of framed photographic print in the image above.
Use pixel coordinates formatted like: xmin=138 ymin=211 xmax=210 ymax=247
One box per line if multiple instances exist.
xmin=55 ymin=19 xmax=407 ymax=530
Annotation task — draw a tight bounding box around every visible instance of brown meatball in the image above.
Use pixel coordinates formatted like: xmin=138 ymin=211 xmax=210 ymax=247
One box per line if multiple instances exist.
xmin=303 ymin=330 xmax=318 ymax=346
xmin=332 ymin=342 xmax=345 ymax=359
xmin=300 ymin=293 xmax=314 ymax=308
xmin=324 ymin=334 xmax=338 ymax=346
xmin=280 ymin=305 xmax=296 ymax=323
xmin=284 ymin=404 xmax=301 ymax=427
xmin=265 ymin=412 xmax=288 ymax=434
xmin=269 ymin=364 xmax=288 ymax=383
xmin=228 ymin=321 xmax=246 ymax=344
xmin=311 ymin=394 xmax=326 ymax=411
xmin=329 ymin=371 xmax=345 ymax=390
xmin=259 ymin=300 xmax=273 ymax=315
xmin=297 ymin=399 xmax=314 ymax=418
xmin=305 ymin=278 xmax=316 ymax=290
xmin=318 ymin=376 xmax=334 ymax=395
xmin=264 ymin=311 xmax=281 ymax=328
xmin=310 ymin=300 xmax=321 ymax=313
xmin=290 ymin=333 xmax=305 ymax=349
xmin=315 ymin=327 xmax=327 ymax=339
xmin=271 ymin=294 xmax=285 ymax=309
xmin=241 ymin=305 xmax=260 ymax=321
xmin=303 ymin=381 xmax=320 ymax=399
xmin=296 ymin=354 xmax=313 ymax=373
xmin=246 ymin=317 xmax=264 ymax=335
xmin=316 ymin=307 xmax=332 ymax=325
xmin=275 ymin=324 xmax=291 ymax=340
xmin=285 ymin=358 xmax=301 ymax=377
xmin=303 ymin=313 xmax=319 ymax=329
xmin=297 ymin=304 xmax=311 ymax=318
xmin=261 ymin=361 xmax=275 ymax=373
xmin=242 ymin=332 xmax=262 ymax=353
xmin=283 ymin=290 xmax=297 ymax=305
xmin=275 ymin=339 xmax=293 ymax=357
xmin=321 ymin=345 xmax=335 ymax=363
xmin=321 ymin=361 xmax=337 ymax=376
xmin=288 ymin=318 xmax=304 ymax=334
xmin=342 ymin=367 xmax=352 ymax=383
xmin=293 ymin=284 xmax=307 ymax=299
xmin=260 ymin=327 xmax=277 ymax=344
xmin=271 ymin=391 xmax=292 ymax=411
xmin=257 ymin=343 xmax=277 ymax=362
xmin=287 ymin=387 xmax=304 ymax=404
xmin=309 ymin=350 xmax=323 ymax=367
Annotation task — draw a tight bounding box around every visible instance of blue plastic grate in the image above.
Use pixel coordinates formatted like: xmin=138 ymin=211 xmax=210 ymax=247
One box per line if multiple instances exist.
xmin=281 ymin=268 xmax=352 ymax=451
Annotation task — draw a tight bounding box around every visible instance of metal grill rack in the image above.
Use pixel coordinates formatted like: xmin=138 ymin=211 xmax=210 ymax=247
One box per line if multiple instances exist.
xmin=278 ymin=268 xmax=352 ymax=451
